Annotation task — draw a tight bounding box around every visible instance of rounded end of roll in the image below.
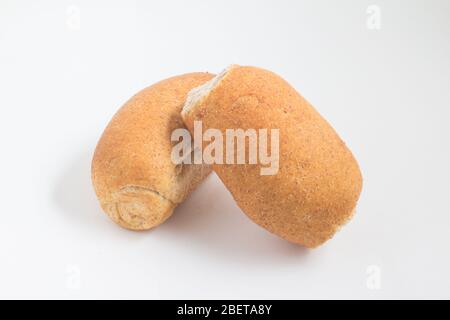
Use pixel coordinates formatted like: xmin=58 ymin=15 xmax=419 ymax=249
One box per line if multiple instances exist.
xmin=102 ymin=186 xmax=175 ymax=230
xmin=290 ymin=207 xmax=358 ymax=248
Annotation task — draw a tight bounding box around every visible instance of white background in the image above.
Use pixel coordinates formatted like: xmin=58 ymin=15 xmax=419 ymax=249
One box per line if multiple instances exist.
xmin=1 ymin=0 xmax=449 ymax=299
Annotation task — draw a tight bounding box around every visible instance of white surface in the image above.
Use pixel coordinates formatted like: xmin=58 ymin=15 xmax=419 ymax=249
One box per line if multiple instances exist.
xmin=1 ymin=0 xmax=450 ymax=299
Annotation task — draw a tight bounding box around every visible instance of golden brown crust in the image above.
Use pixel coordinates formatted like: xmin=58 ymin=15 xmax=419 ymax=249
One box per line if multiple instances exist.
xmin=182 ymin=66 xmax=363 ymax=248
xmin=92 ymin=72 xmax=214 ymax=230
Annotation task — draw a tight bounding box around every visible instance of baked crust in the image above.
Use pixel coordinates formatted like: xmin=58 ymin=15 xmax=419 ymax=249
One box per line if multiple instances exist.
xmin=92 ymin=72 xmax=214 ymax=230
xmin=182 ymin=66 xmax=363 ymax=247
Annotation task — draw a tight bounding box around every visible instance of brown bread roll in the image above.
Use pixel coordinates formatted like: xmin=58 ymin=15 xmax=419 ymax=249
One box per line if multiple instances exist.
xmin=92 ymin=72 xmax=213 ymax=230
xmin=181 ymin=65 xmax=362 ymax=248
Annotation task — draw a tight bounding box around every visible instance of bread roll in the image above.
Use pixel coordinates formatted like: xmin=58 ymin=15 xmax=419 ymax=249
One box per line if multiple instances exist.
xmin=92 ymin=73 xmax=213 ymax=230
xmin=181 ymin=66 xmax=362 ymax=247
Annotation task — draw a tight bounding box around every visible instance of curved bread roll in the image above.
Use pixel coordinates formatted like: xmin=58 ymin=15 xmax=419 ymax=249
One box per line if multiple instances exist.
xmin=182 ymin=66 xmax=362 ymax=247
xmin=92 ymin=73 xmax=213 ymax=230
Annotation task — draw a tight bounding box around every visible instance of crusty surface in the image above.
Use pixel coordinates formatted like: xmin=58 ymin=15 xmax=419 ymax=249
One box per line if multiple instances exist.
xmin=92 ymin=72 xmax=213 ymax=230
xmin=182 ymin=66 xmax=363 ymax=248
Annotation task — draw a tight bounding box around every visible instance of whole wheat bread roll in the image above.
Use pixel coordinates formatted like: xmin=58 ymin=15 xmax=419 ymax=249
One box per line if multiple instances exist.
xmin=181 ymin=66 xmax=362 ymax=247
xmin=92 ymin=72 xmax=213 ymax=230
